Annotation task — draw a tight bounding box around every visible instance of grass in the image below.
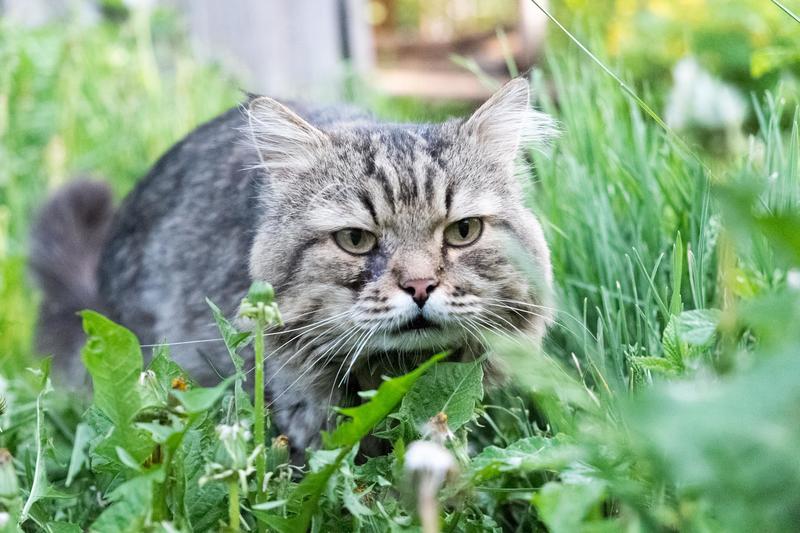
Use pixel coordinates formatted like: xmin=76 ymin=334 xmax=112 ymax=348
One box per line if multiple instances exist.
xmin=1 ymin=8 xmax=800 ymax=533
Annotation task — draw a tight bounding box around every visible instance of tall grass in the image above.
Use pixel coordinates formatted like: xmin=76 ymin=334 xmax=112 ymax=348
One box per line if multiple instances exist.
xmin=0 ymin=14 xmax=240 ymax=373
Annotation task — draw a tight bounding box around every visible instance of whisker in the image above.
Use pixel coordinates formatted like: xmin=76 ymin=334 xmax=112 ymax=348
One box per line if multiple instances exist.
xmin=266 ymin=326 xmax=361 ymax=410
xmin=259 ymin=317 xmax=351 ymax=384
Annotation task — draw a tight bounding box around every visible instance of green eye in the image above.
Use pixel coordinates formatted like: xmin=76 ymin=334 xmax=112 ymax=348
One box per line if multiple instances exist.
xmin=333 ymin=228 xmax=378 ymax=255
xmin=444 ymin=218 xmax=483 ymax=247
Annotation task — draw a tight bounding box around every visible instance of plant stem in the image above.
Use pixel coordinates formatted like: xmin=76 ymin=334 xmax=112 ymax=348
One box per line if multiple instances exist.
xmin=254 ymin=316 xmax=266 ymax=503
xmin=228 ymin=479 xmax=240 ymax=531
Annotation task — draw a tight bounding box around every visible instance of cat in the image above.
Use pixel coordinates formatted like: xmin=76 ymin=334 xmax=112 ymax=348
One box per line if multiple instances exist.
xmin=30 ymin=78 xmax=556 ymax=456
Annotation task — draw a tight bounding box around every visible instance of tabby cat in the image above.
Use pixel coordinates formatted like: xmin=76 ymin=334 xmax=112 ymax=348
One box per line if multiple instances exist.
xmin=30 ymin=78 xmax=556 ymax=455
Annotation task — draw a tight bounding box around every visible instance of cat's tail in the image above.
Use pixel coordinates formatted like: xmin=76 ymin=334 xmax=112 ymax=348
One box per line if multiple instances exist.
xmin=29 ymin=179 xmax=115 ymax=379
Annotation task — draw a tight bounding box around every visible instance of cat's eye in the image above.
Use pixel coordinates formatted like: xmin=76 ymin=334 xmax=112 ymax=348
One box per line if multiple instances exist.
xmin=444 ymin=218 xmax=483 ymax=247
xmin=333 ymin=228 xmax=377 ymax=255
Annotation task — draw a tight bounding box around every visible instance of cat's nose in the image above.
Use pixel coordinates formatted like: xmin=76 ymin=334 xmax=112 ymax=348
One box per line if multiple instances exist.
xmin=400 ymin=278 xmax=438 ymax=308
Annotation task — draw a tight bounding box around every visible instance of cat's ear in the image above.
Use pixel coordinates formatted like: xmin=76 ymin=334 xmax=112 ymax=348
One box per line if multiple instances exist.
xmin=461 ymin=78 xmax=556 ymax=163
xmin=246 ymin=96 xmax=329 ymax=174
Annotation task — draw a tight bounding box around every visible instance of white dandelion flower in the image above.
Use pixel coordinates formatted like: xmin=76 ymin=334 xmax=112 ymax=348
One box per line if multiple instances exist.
xmin=787 ymin=269 xmax=800 ymax=290
xmin=666 ymin=57 xmax=747 ymax=131
xmin=405 ymin=440 xmax=457 ymax=533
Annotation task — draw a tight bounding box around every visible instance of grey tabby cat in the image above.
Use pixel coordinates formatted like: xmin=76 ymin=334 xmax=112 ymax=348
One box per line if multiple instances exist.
xmin=30 ymin=78 xmax=556 ymax=455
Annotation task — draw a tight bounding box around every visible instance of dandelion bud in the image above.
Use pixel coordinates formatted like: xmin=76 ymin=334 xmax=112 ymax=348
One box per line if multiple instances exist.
xmin=422 ymin=412 xmax=454 ymax=444
xmin=217 ymin=421 xmax=252 ymax=470
xmin=247 ymin=281 xmax=275 ymax=305
xmin=239 ymin=281 xmax=282 ymax=325
xmin=266 ymin=434 xmax=290 ymax=472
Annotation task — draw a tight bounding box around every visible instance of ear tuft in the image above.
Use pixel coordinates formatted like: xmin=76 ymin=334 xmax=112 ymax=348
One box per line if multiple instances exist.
xmin=246 ymin=97 xmax=329 ymax=173
xmin=462 ymin=78 xmax=557 ymax=163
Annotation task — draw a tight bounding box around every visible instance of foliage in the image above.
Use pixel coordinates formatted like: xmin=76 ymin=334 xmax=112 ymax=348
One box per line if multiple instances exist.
xmin=1 ymin=5 xmax=800 ymax=533
xmin=555 ymin=0 xmax=800 ymax=99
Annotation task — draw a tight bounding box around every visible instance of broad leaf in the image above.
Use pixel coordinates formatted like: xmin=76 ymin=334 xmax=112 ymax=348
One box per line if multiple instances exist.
xmin=324 ymin=352 xmax=447 ymax=448
xmin=399 ymin=361 xmax=483 ymax=432
xmin=674 ymin=309 xmax=721 ymax=346
xmin=89 ymin=469 xmax=164 ymax=533
xmin=80 ymin=311 xmax=152 ymax=463
xmin=533 ymin=479 xmax=606 ymax=533
xmin=259 ymin=353 xmax=446 ymax=532
xmin=180 ymin=427 xmax=227 ymax=531
xmin=170 ymin=377 xmax=233 ymax=414
xmin=81 ymin=311 xmax=144 ymax=426
xmin=470 ymin=435 xmax=579 ymax=482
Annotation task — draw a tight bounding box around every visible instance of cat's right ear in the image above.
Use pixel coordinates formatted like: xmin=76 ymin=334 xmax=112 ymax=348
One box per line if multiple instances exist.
xmin=246 ymin=97 xmax=330 ymax=174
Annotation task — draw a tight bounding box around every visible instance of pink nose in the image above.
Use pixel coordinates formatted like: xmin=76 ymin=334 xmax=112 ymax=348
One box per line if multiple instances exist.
xmin=400 ymin=278 xmax=438 ymax=308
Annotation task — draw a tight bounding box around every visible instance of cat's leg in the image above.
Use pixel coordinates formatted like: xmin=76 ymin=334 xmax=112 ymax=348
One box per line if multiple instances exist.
xmin=267 ymin=362 xmax=344 ymax=464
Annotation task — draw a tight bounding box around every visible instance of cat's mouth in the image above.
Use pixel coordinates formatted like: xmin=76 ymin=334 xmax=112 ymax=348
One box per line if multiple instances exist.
xmin=397 ymin=315 xmax=441 ymax=332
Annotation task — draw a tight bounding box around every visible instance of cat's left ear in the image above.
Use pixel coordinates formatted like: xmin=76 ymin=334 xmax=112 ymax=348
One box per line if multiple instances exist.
xmin=461 ymin=78 xmax=556 ymax=164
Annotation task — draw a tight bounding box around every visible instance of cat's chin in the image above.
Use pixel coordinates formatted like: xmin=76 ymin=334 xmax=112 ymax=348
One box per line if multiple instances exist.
xmin=367 ymin=325 xmax=465 ymax=353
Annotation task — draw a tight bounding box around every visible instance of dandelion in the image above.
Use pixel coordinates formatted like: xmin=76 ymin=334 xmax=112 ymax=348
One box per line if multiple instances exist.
xmin=665 ymin=57 xmax=747 ymax=132
xmin=199 ymin=421 xmax=261 ymax=491
xmin=404 ymin=440 xmax=457 ymax=533
xmin=137 ymin=369 xmax=156 ymax=387
xmin=239 ymin=281 xmax=282 ymax=503
xmin=200 ymin=421 xmax=262 ymax=531
xmin=421 ymin=412 xmax=454 ymax=444
xmin=788 ymin=269 xmax=800 ymax=290
xmin=170 ymin=376 xmax=188 ymax=391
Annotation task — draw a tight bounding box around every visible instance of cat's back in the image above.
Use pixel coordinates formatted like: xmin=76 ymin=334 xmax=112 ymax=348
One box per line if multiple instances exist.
xmin=98 ymin=106 xmax=256 ymax=355
xmin=98 ymin=100 xmax=368 ymax=378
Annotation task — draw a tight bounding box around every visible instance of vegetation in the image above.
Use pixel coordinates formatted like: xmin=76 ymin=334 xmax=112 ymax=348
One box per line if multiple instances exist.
xmin=1 ymin=4 xmax=800 ymax=532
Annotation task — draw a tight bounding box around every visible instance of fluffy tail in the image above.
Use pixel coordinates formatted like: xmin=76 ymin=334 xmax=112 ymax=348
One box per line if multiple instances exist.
xmin=29 ymin=180 xmax=115 ymax=380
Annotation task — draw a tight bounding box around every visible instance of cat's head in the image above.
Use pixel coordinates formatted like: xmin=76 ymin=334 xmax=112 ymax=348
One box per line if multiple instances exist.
xmin=246 ymin=79 xmax=556 ymax=373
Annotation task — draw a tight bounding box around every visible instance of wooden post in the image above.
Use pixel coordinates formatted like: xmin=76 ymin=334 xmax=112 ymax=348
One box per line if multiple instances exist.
xmin=1 ymin=0 xmax=375 ymax=98
xmin=172 ymin=0 xmax=374 ymax=98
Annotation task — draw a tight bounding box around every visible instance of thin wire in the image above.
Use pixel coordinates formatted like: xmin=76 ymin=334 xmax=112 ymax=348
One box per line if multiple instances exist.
xmin=771 ymin=0 xmax=800 ymax=23
xmin=526 ymin=0 xmax=714 ymax=179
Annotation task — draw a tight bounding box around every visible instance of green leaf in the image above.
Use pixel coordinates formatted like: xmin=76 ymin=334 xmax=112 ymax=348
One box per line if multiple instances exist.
xmin=170 ymin=377 xmax=233 ymax=414
xmin=533 ymin=479 xmax=606 ymax=533
xmin=80 ymin=311 xmax=152 ymax=464
xmin=399 ymin=361 xmax=483 ymax=432
xmin=180 ymin=427 xmax=227 ymax=531
xmin=146 ymin=344 xmax=190 ymax=392
xmin=259 ymin=353 xmax=445 ymax=533
xmin=470 ymin=436 xmax=579 ymax=482
xmin=674 ymin=309 xmax=721 ymax=346
xmin=81 ymin=311 xmax=144 ymax=426
xmin=669 ymin=232 xmax=684 ymax=316
xmin=65 ymin=423 xmax=95 ymax=487
xmin=206 ymin=298 xmax=251 ymax=373
xmin=89 ymin=470 xmax=164 ymax=533
xmin=45 ymin=523 xmax=83 ymax=533
xmin=632 ymin=356 xmax=681 ymax=375
xmin=19 ymin=381 xmax=51 ymax=524
xmin=135 ymin=418 xmax=183 ymax=445
xmin=324 ymin=352 xmax=447 ymax=449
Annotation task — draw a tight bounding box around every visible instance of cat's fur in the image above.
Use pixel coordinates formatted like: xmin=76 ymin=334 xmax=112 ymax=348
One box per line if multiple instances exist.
xmin=30 ymin=79 xmax=556 ymax=455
